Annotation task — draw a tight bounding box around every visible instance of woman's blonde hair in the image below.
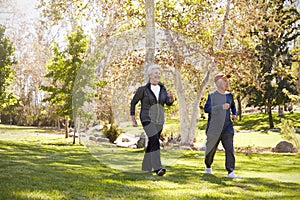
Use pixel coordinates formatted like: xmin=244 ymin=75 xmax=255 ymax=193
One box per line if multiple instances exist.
xmin=147 ymin=64 xmax=162 ymax=77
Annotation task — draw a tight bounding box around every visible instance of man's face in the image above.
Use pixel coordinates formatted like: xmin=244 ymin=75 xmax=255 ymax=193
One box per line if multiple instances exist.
xmin=217 ymin=78 xmax=229 ymax=91
xmin=223 ymin=78 xmax=229 ymax=90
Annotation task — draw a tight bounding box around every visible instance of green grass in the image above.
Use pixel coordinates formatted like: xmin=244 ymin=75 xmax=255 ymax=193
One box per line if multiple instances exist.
xmin=0 ymin=124 xmax=60 ymax=134
xmin=1 ymin=132 xmax=300 ymax=200
xmin=195 ymin=112 xmax=300 ymax=131
xmin=234 ymin=112 xmax=300 ymax=131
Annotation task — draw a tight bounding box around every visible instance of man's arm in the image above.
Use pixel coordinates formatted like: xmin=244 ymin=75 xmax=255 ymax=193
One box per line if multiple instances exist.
xmin=230 ymin=93 xmax=237 ymax=121
xmin=204 ymin=94 xmax=224 ymax=114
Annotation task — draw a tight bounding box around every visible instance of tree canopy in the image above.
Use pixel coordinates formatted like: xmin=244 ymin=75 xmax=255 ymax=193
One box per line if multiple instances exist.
xmin=41 ymin=26 xmax=89 ymax=119
xmin=0 ymin=0 xmax=299 ymax=135
xmin=0 ymin=24 xmax=17 ymax=112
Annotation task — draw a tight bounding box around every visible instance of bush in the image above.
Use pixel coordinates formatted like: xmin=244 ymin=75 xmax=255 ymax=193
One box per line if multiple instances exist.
xmin=280 ymin=119 xmax=299 ymax=150
xmin=161 ymin=125 xmax=181 ymax=144
xmin=102 ymin=123 xmax=123 ymax=143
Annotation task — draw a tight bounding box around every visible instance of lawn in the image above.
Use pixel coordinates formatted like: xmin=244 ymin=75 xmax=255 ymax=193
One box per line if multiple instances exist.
xmin=1 ymin=130 xmax=300 ymax=200
xmin=0 ymin=124 xmax=59 ymax=134
xmin=234 ymin=112 xmax=300 ymax=131
xmin=195 ymin=112 xmax=300 ymax=131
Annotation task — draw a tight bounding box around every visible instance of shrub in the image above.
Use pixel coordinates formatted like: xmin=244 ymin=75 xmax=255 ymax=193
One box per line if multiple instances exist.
xmin=161 ymin=125 xmax=181 ymax=144
xmin=280 ymin=119 xmax=299 ymax=150
xmin=102 ymin=123 xmax=123 ymax=143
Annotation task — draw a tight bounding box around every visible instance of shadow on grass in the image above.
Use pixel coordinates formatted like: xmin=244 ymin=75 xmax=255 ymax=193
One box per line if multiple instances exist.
xmin=1 ymin=139 xmax=300 ymax=200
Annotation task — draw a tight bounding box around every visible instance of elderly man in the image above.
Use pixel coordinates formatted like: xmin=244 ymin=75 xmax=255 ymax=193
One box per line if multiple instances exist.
xmin=203 ymin=74 xmax=241 ymax=178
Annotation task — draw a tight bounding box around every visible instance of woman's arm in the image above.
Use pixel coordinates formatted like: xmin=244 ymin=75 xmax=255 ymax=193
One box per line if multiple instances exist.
xmin=130 ymin=86 xmax=144 ymax=126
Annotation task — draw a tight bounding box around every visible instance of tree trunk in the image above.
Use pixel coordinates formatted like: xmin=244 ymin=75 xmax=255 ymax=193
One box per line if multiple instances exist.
xmin=65 ymin=117 xmax=69 ymax=138
xmin=186 ymin=70 xmax=210 ymax=145
xmin=267 ymin=100 xmax=274 ymax=129
xmin=72 ymin=117 xmax=76 ymax=144
xmin=57 ymin=118 xmax=61 ymax=131
xmin=164 ymin=0 xmax=232 ymax=146
xmin=237 ymin=95 xmax=242 ymax=120
xmin=145 ymin=0 xmax=155 ymax=82
xmin=73 ymin=130 xmax=76 ymax=144
xmin=77 ymin=116 xmax=81 ymax=144
xmin=9 ymin=114 xmax=12 ymax=125
xmin=215 ymin=0 xmax=231 ymax=51
xmin=173 ymin=67 xmax=190 ymax=145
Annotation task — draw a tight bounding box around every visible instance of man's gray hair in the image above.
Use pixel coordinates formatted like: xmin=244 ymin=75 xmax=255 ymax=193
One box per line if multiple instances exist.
xmin=147 ymin=64 xmax=162 ymax=77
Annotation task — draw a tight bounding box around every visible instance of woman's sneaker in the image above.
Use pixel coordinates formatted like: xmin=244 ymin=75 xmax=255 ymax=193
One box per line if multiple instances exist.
xmin=156 ymin=168 xmax=166 ymax=176
xmin=205 ymin=167 xmax=213 ymax=174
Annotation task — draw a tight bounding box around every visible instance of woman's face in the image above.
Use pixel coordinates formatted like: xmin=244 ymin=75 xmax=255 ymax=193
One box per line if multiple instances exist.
xmin=149 ymin=69 xmax=161 ymax=84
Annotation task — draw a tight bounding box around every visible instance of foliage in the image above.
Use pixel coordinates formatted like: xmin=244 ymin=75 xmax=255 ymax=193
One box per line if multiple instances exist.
xmin=155 ymin=0 xmax=216 ymax=50
xmin=38 ymin=0 xmax=90 ymax=28
xmin=280 ymin=119 xmax=300 ymax=150
xmin=161 ymin=124 xmax=181 ymax=143
xmin=0 ymin=133 xmax=300 ymax=199
xmin=0 ymin=24 xmax=17 ymax=111
xmin=41 ymin=26 xmax=89 ymax=119
xmin=245 ymin=0 xmax=300 ymax=128
xmin=102 ymin=123 xmax=123 ymax=143
xmin=72 ymin=59 xmax=97 ymax=131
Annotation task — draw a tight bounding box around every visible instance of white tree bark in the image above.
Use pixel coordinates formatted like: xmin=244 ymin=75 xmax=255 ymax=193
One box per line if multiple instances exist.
xmin=165 ymin=0 xmax=232 ymax=146
xmin=173 ymin=67 xmax=190 ymax=145
xmin=145 ymin=0 xmax=155 ymax=82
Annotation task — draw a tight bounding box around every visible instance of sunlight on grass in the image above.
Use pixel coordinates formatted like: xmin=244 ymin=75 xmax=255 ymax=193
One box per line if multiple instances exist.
xmin=235 ymin=131 xmax=282 ymax=148
xmin=1 ymin=128 xmax=300 ymax=199
xmin=0 ymin=124 xmax=60 ymax=134
xmin=17 ymin=190 xmax=66 ymax=200
xmin=241 ymin=172 xmax=300 ymax=184
xmin=234 ymin=112 xmax=300 ymax=130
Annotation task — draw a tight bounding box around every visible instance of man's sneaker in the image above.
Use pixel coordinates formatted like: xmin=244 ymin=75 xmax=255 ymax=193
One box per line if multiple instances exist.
xmin=227 ymin=171 xmax=242 ymax=178
xmin=156 ymin=168 xmax=166 ymax=176
xmin=205 ymin=167 xmax=213 ymax=174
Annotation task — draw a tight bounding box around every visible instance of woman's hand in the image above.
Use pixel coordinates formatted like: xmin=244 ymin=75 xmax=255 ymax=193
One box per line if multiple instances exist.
xmin=168 ymin=91 xmax=175 ymax=103
xmin=131 ymin=115 xmax=138 ymax=127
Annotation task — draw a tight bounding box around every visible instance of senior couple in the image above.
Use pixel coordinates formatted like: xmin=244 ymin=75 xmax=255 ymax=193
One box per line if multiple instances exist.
xmin=130 ymin=64 xmax=241 ymax=178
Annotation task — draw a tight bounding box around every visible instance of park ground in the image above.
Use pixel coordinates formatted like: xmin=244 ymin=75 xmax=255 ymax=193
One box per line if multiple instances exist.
xmin=0 ymin=112 xmax=300 ymax=200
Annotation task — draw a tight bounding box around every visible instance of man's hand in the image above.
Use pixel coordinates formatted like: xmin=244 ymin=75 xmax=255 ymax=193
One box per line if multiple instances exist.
xmin=232 ymin=115 xmax=237 ymax=121
xmin=222 ymin=103 xmax=230 ymax=110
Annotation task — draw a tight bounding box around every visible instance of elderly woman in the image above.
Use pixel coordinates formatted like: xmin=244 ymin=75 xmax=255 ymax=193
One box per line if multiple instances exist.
xmin=130 ymin=64 xmax=174 ymax=176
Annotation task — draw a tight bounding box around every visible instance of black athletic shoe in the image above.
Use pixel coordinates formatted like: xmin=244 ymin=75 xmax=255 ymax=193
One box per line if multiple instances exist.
xmin=156 ymin=168 xmax=166 ymax=176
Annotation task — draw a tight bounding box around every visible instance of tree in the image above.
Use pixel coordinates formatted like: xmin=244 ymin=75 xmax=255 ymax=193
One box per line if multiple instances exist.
xmin=95 ymin=0 xmax=232 ymax=145
xmin=154 ymin=0 xmax=232 ymax=145
xmin=145 ymin=0 xmax=155 ymax=82
xmin=247 ymin=0 xmax=300 ymax=128
xmin=0 ymin=0 xmax=55 ymax=126
xmin=41 ymin=26 xmax=89 ymax=137
xmin=72 ymin=59 xmax=96 ymax=144
xmin=0 ymin=24 xmax=17 ymax=120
